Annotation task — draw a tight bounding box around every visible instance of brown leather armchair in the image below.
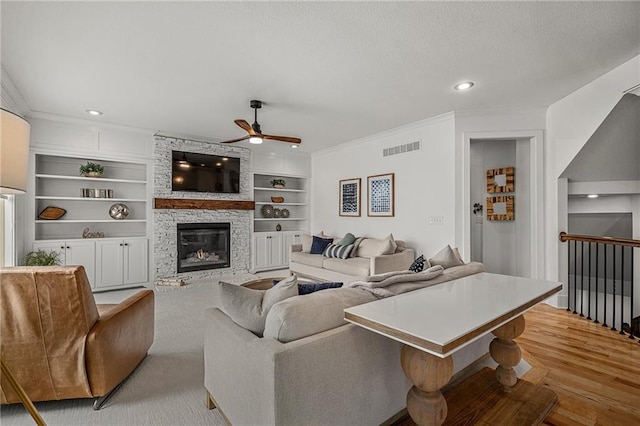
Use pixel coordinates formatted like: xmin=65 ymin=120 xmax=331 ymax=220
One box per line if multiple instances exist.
xmin=0 ymin=265 xmax=154 ymax=409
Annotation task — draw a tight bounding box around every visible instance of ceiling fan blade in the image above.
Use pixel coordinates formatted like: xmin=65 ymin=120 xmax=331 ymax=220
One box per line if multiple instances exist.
xmin=234 ymin=119 xmax=256 ymax=135
xmin=219 ymin=135 xmax=250 ymax=144
xmin=262 ymin=134 xmax=302 ymax=144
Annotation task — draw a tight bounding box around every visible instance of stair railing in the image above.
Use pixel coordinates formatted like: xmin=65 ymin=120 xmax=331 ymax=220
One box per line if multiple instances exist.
xmin=559 ymin=232 xmax=639 ymax=342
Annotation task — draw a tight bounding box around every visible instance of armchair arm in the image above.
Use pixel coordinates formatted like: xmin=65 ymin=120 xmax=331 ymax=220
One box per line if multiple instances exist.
xmin=370 ymin=248 xmax=415 ymax=275
xmin=85 ymin=290 xmax=154 ymax=396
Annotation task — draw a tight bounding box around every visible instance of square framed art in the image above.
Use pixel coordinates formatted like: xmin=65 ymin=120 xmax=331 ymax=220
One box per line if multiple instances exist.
xmin=339 ymin=178 xmax=361 ymax=216
xmin=367 ymin=173 xmax=394 ymax=217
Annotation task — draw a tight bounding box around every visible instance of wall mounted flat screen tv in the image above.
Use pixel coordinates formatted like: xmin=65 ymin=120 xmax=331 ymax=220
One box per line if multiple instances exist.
xmin=172 ymin=151 xmax=241 ymax=193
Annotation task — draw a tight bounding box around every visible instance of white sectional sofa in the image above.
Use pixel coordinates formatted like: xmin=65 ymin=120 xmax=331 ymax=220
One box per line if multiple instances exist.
xmin=289 ymin=233 xmax=416 ymax=283
xmin=204 ymin=260 xmax=487 ymax=425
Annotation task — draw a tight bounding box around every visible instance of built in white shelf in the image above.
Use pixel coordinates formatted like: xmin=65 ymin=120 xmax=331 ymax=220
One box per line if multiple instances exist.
xmin=35 ymin=174 xmax=146 ymax=184
xmin=254 ymin=187 xmax=305 ymax=193
xmin=36 ymin=219 xmax=147 ymax=224
xmin=34 ymin=235 xmax=148 ymax=242
xmin=254 ymin=218 xmax=307 ymax=221
xmin=36 ymin=196 xmax=146 ymax=202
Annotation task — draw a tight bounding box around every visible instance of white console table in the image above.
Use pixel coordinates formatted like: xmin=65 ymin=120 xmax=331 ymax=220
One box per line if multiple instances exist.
xmin=344 ymin=272 xmax=562 ymax=426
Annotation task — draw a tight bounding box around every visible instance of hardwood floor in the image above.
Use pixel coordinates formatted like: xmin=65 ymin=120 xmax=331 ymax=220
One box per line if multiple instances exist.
xmin=518 ymin=304 xmax=640 ymax=426
xmin=393 ymin=304 xmax=640 ymax=425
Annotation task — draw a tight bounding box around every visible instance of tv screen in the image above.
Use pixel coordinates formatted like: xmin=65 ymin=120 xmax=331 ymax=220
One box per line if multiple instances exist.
xmin=172 ymin=151 xmax=240 ymax=193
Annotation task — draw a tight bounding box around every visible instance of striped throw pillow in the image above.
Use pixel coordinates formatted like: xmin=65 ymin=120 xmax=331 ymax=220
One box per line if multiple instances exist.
xmin=322 ymin=243 xmax=354 ymax=259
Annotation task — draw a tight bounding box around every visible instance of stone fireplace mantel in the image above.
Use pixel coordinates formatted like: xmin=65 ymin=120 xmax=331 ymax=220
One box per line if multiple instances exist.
xmin=154 ymin=198 xmax=255 ymax=210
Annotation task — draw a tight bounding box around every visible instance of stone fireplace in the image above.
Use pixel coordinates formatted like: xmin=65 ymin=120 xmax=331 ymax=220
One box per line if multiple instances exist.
xmin=153 ymin=136 xmax=252 ymax=281
xmin=177 ymin=223 xmax=231 ymax=273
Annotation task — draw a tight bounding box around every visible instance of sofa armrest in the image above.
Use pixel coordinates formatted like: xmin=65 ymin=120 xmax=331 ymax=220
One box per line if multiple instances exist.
xmin=291 ymin=243 xmax=302 ymax=253
xmin=370 ymin=248 xmax=415 ymax=275
xmin=85 ymin=289 xmax=154 ymax=396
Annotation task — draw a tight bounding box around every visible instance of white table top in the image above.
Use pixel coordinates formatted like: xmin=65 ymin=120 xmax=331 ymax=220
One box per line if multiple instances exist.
xmin=344 ymin=272 xmax=562 ymax=358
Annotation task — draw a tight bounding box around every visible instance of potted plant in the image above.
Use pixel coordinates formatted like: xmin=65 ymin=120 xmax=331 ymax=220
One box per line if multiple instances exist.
xmin=271 ymin=179 xmax=285 ymax=189
xmin=79 ymin=161 xmax=104 ymax=177
xmin=23 ymin=249 xmax=61 ymax=266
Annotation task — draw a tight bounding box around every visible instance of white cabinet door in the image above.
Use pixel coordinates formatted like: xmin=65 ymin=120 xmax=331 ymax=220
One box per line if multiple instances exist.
xmin=253 ymin=233 xmax=284 ymax=270
xmin=65 ymin=241 xmax=96 ymax=286
xmin=32 ymin=240 xmax=96 ymax=286
xmin=32 ymin=241 xmax=66 ymax=265
xmin=95 ymin=240 xmax=124 ymax=288
xmin=282 ymin=232 xmax=302 ymax=265
xmin=124 ymin=238 xmax=148 ymax=285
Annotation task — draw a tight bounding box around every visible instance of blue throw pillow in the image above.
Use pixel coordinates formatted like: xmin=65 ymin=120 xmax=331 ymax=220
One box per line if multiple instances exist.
xmin=409 ymin=255 xmax=426 ymax=272
xmin=310 ymin=236 xmax=334 ymax=254
xmin=271 ymin=280 xmax=343 ymax=295
xmin=298 ymin=282 xmax=343 ymax=295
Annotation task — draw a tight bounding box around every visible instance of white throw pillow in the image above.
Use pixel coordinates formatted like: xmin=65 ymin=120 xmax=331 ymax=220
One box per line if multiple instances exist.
xmin=429 ymin=245 xmax=465 ymax=269
xmin=301 ymin=232 xmax=325 ymax=252
xmin=217 ymin=275 xmax=298 ymax=336
xmin=357 ymin=234 xmax=397 ymax=258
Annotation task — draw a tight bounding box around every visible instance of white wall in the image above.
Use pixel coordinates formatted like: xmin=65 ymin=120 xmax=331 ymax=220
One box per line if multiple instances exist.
xmin=311 ymin=113 xmax=456 ymax=259
xmin=545 ymin=55 xmax=640 ymax=303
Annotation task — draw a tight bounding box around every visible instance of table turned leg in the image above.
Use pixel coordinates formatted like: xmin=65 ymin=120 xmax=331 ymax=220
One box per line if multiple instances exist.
xmin=490 ymin=314 xmax=525 ymax=392
xmin=400 ymin=344 xmax=453 ymax=426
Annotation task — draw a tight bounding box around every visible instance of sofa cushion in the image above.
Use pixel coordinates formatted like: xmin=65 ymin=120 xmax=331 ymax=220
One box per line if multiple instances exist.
xmin=349 ymin=237 xmax=365 ymax=258
xmin=357 ymin=234 xmax=396 ymax=258
xmin=310 ymin=236 xmax=334 ymax=254
xmin=301 ymin=232 xmax=326 ymax=252
xmin=322 ymin=243 xmax=354 ymax=259
xmin=263 ymin=288 xmax=377 ymax=342
xmin=217 ymin=275 xmax=298 ymax=336
xmin=322 ymin=257 xmax=370 ymax=276
xmin=429 ymin=245 xmax=464 ymax=269
xmin=290 ymin=251 xmax=325 ymax=268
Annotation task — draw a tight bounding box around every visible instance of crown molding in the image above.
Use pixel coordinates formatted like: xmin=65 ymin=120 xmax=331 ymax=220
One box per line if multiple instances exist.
xmin=453 ymin=106 xmax=548 ymax=119
xmin=0 ymin=66 xmax=30 ymax=115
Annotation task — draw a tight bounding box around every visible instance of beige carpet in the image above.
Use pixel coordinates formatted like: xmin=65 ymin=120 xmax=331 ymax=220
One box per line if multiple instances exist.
xmin=1 ymin=283 xmax=235 ymax=425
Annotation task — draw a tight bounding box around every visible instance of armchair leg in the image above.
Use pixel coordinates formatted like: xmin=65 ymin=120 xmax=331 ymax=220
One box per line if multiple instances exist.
xmin=93 ymin=380 xmax=124 ymax=410
xmin=206 ymin=391 xmax=216 ymax=410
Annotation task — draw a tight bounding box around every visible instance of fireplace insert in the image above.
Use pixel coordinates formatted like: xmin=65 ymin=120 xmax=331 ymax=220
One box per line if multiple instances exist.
xmin=177 ymin=223 xmax=230 ymax=273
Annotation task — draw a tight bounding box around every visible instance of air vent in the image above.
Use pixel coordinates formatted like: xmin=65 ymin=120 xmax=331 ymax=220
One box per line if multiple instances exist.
xmin=383 ymin=140 xmax=421 ymax=157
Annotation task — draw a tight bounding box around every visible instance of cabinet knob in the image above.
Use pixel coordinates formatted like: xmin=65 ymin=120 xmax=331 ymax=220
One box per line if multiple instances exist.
xmin=124 ymin=243 xmax=129 ymax=246
xmin=120 ymin=243 xmax=124 ymax=246
xmin=66 ymin=246 xmax=70 ymax=249
xmin=60 ymin=246 xmax=65 ymax=250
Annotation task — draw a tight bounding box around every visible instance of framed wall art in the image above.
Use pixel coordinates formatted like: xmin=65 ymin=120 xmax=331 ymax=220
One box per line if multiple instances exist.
xmin=487 ymin=167 xmax=515 ymax=193
xmin=367 ymin=173 xmax=394 ymax=217
xmin=339 ymin=178 xmax=361 ymax=217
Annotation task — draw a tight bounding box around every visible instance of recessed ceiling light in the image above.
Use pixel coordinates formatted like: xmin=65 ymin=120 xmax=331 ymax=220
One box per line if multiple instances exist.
xmin=85 ymin=109 xmax=103 ymax=116
xmin=215 ymin=162 xmax=222 ymax=167
xmin=587 ymin=194 xmax=599 ymax=199
xmin=454 ymin=81 xmax=475 ymax=91
xmin=291 ymin=145 xmax=298 ymax=149
xmin=222 ymin=157 xmax=228 ymax=161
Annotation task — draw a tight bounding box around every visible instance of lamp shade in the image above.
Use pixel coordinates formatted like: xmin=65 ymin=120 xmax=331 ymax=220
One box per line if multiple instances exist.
xmin=0 ymin=109 xmax=30 ymax=194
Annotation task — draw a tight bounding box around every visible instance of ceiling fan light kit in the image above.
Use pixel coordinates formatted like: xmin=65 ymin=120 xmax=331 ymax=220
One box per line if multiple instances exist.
xmin=220 ymin=99 xmax=301 ymax=145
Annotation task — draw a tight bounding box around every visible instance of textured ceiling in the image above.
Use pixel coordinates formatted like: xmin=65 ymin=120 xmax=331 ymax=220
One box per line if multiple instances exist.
xmin=2 ymin=1 xmax=639 ymax=153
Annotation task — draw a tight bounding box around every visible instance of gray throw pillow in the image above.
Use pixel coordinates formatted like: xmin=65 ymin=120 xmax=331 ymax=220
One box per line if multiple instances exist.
xmin=217 ymin=275 xmax=298 ymax=336
xmin=337 ymin=232 xmax=356 ymax=246
xmin=429 ymin=245 xmax=465 ymax=269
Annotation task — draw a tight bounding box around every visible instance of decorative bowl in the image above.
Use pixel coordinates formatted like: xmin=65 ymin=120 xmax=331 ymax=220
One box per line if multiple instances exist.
xmin=271 ymin=196 xmax=284 ymax=203
xmin=273 ymin=208 xmax=281 ymax=218
xmin=281 ymin=208 xmax=290 ymax=218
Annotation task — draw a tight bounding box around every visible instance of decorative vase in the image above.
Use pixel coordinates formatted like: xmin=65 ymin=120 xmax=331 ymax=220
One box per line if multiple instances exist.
xmin=109 ymin=203 xmax=130 ymax=220
xmin=281 ymin=208 xmax=290 ymax=218
xmin=273 ymin=184 xmax=285 ymax=189
xmin=83 ymin=171 xmax=103 ymax=177
xmin=273 ymin=208 xmax=281 ymax=218
xmin=276 ymin=223 xmax=282 ymax=231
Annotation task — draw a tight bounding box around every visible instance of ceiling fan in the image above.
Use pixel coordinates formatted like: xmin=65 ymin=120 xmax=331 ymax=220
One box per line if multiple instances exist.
xmin=220 ymin=100 xmax=301 ymax=145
